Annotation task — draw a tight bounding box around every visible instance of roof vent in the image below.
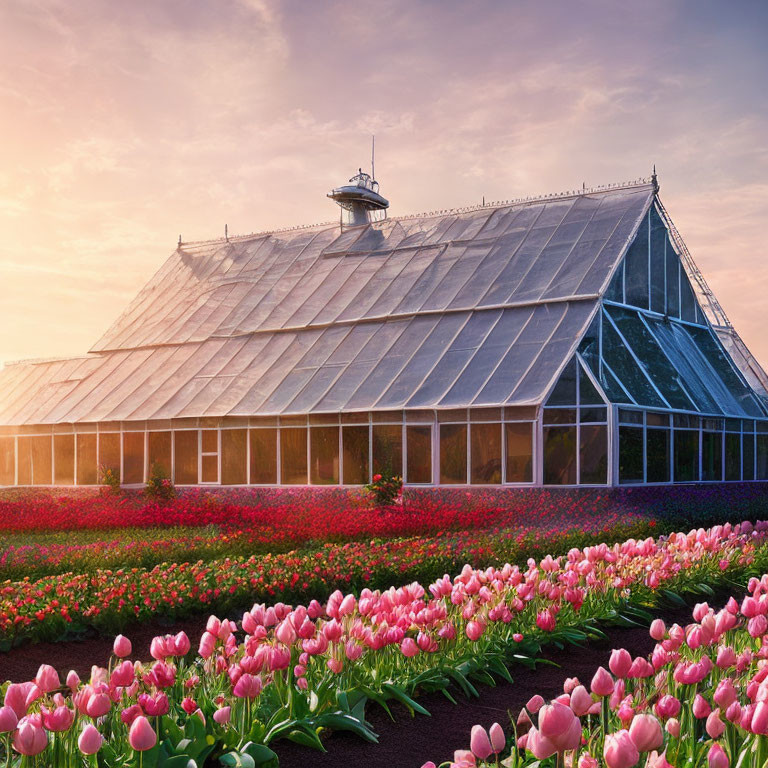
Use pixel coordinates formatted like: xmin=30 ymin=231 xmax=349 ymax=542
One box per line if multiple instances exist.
xmin=328 ymin=168 xmax=389 ymax=227
xmin=328 ymin=138 xmax=388 ymax=227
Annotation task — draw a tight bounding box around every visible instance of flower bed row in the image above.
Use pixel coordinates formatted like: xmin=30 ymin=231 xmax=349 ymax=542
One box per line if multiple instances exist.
xmin=0 ymin=513 xmax=685 ymax=647
xmin=431 ymin=573 xmax=768 ymax=767
xmin=1 ymin=521 xmax=768 ymax=766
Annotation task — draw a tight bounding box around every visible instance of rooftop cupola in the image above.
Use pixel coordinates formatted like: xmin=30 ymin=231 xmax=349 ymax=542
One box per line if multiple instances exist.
xmin=328 ymin=167 xmax=389 ymax=227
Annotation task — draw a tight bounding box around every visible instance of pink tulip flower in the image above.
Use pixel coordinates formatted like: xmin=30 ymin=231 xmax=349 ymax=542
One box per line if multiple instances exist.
xmin=604 ymin=730 xmax=639 ymax=768
xmin=0 ymin=706 xmax=18 ymax=733
xmin=609 ymin=649 xmax=632 ymax=678
xmin=470 ymin=725 xmax=492 ymax=760
xmin=13 ymin=717 xmax=47 ymax=756
xmin=78 ymin=724 xmax=103 ymax=755
xmin=591 ymin=666 xmax=615 ymax=697
xmin=129 ymin=715 xmax=157 ymax=752
xmin=113 ymin=635 xmax=132 ymax=658
xmin=213 ymin=706 xmax=231 ymax=725
xmin=706 ymin=708 xmax=725 ymax=738
xmin=708 ymin=743 xmax=729 ymax=768
xmin=628 ymin=714 xmax=663 ymax=752
xmin=488 ymin=722 xmax=505 ymax=753
xmin=34 ymin=664 xmax=60 ymax=694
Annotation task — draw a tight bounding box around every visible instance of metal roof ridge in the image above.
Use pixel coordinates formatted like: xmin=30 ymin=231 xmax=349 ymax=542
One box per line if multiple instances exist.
xmin=177 ymin=177 xmax=655 ymax=249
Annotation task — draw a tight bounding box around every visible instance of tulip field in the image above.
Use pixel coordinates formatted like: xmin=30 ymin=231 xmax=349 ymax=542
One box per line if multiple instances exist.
xmin=428 ymin=572 xmax=768 ymax=768
xmin=2 ymin=488 xmax=768 ymax=766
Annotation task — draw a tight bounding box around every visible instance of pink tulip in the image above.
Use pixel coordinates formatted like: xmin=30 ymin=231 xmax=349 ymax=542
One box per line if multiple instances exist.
xmin=401 ymin=638 xmax=420 ymax=657
xmin=78 ymin=724 xmax=103 ymax=755
xmin=539 ymin=701 xmax=581 ymax=752
xmin=578 ymin=755 xmax=599 ymax=768
xmin=41 ymin=704 xmax=74 ymax=732
xmin=591 ymin=666 xmax=615 ymax=697
xmin=693 ymin=694 xmax=712 ymax=719
xmin=213 ymin=706 xmax=231 ymax=725
xmin=629 ymin=714 xmax=663 ymax=752
xmin=604 ymin=730 xmax=640 ymax=768
xmin=649 ymin=619 xmax=666 ymax=640
xmin=174 ymin=631 xmax=191 ymax=656
xmin=0 ymin=706 xmax=18 ymax=733
xmin=706 ymin=708 xmax=725 ymax=738
xmin=34 ymin=664 xmax=60 ymax=694
xmin=66 ymin=670 xmax=80 ymax=690
xmin=708 ymin=744 xmax=729 ymax=768
xmin=489 ymin=722 xmax=505 ymax=753
xmin=527 ymin=695 xmax=545 ymax=714
xmin=470 ymin=725 xmax=492 ymax=760
xmin=128 ymin=716 xmax=157 ymax=752
xmin=233 ymin=673 xmax=262 ymax=699
xmin=609 ymin=649 xmax=632 ymax=678
xmin=526 ymin=725 xmax=557 ymax=759
xmin=110 ymin=660 xmax=135 ymax=688
xmin=665 ymin=718 xmax=680 ymax=739
xmin=86 ymin=692 xmax=111 ymax=718
xmin=466 ymin=621 xmax=484 ymax=641
xmin=13 ymin=718 xmax=47 ymax=756
xmin=752 ymin=701 xmax=768 ymax=734
xmin=113 ymin=635 xmax=132 ymax=658
xmin=570 ymin=685 xmax=593 ymax=717
xmin=655 ymin=695 xmax=681 ymax=719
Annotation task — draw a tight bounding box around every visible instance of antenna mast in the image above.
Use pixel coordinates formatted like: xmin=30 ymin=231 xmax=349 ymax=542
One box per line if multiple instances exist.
xmin=371 ymin=135 xmax=375 ymax=180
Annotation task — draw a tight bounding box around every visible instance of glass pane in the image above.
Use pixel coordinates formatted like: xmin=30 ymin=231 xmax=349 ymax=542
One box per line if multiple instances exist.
xmin=578 ymin=312 xmax=600 ymax=375
xmin=221 ymin=429 xmax=247 ymax=485
xmin=702 ymin=432 xmax=723 ymax=481
xmin=725 ymin=433 xmax=741 ymax=481
xmin=543 ymin=426 xmax=577 ymax=485
xmin=650 ymin=208 xmax=666 ymax=314
xmin=602 ymin=313 xmax=665 ymax=407
xmin=470 ymin=422 xmax=502 ymax=484
xmin=579 ymin=424 xmax=607 ymax=484
xmin=674 ymin=430 xmax=699 ymax=482
xmin=310 ymin=426 xmax=339 ymax=485
xmin=201 ymin=429 xmax=218 ymax=453
xmin=123 ymin=432 xmax=144 ymax=484
xmin=201 ymin=454 xmax=219 ymax=483
xmin=619 ymin=409 xmax=643 ymax=424
xmin=646 ymin=412 xmax=669 ymax=427
xmin=76 ymin=434 xmax=97 ymax=485
xmin=440 ymin=423 xmax=467 ymax=484
xmin=546 ymin=357 xmax=577 ymax=405
xmin=54 ymin=434 xmax=75 ymax=485
xmin=406 ymin=425 xmax=432 ymax=483
xmin=280 ymin=427 xmax=307 ymax=484
xmin=758 ymin=435 xmax=768 ymax=481
xmin=147 ymin=431 xmax=172 ymax=478
xmin=580 ymin=407 xmax=607 ymax=423
xmin=0 ymin=437 xmax=14 ymax=486
xmin=665 ymin=240 xmax=680 ymax=317
xmin=744 ymin=432 xmax=755 ymax=481
xmin=604 ymin=266 xmax=623 ymax=304
xmin=646 ymin=428 xmax=670 ymax=483
xmin=619 ymin=426 xmax=643 ymax=484
xmin=543 ymin=408 xmax=577 ymax=425
xmin=250 ymin=429 xmax=277 ymax=484
xmin=372 ymin=424 xmax=403 ymax=477
xmin=98 ymin=433 xmax=121 ymax=483
xmin=624 ymin=213 xmax=649 ymax=309
xmin=505 ymin=422 xmax=533 ymax=483
xmin=680 ymin=273 xmax=697 ymax=323
xmin=174 ymin=431 xmax=198 ymax=484
xmin=606 ymin=306 xmax=696 ymax=411
xmin=17 ymin=437 xmax=31 ymax=485
xmin=31 ymin=436 xmax=52 ymax=485
xmin=579 ymin=364 xmax=603 ymax=405
xmin=342 ymin=426 xmax=369 ymax=484
xmin=600 ymin=364 xmax=633 ymax=404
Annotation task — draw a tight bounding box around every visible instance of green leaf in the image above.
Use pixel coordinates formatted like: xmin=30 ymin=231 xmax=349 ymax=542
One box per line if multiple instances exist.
xmin=381 ymin=682 xmax=431 ymax=716
xmin=314 ymin=712 xmax=379 ymax=744
xmin=241 ymin=743 xmax=280 ymax=767
xmin=284 ymin=727 xmax=326 ymax=751
xmin=158 ymin=757 xmax=198 ymax=768
xmin=219 ymin=752 xmax=256 ymax=768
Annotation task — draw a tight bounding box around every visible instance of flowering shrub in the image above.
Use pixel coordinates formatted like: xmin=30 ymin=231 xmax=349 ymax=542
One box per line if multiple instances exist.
xmin=428 ymin=569 xmax=768 ymax=768
xmin=1 ymin=522 xmax=768 ymax=766
xmin=365 ymin=471 xmax=403 ymax=506
xmin=145 ymin=463 xmax=177 ymax=501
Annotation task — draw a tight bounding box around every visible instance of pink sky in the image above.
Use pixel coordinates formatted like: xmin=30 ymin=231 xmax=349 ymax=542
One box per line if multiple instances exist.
xmin=0 ymin=0 xmax=766 ymax=369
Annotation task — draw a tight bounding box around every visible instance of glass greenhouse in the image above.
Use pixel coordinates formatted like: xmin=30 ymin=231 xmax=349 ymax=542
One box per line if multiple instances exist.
xmin=1 ymin=176 xmax=767 ymax=488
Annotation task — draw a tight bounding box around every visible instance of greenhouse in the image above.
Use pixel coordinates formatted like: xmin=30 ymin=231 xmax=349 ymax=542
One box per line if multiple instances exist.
xmin=0 ymin=173 xmax=767 ymax=488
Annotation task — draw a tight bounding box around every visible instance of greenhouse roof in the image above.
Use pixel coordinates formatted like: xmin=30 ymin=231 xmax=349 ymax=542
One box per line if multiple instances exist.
xmin=0 ymin=181 xmax=676 ymax=425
